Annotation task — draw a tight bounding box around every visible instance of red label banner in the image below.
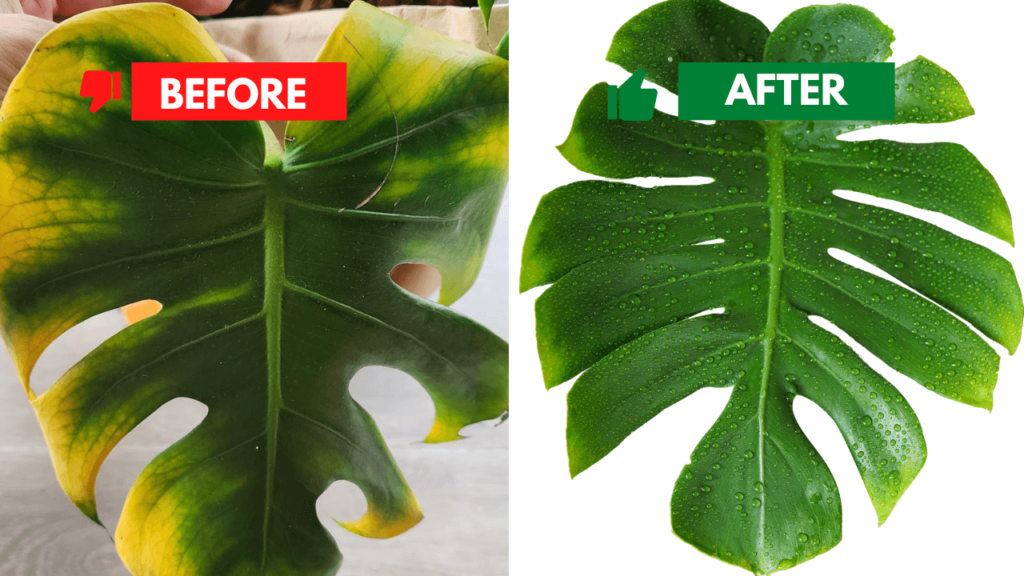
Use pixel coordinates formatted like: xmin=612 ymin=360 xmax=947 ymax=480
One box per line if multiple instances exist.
xmin=130 ymin=62 xmax=347 ymax=121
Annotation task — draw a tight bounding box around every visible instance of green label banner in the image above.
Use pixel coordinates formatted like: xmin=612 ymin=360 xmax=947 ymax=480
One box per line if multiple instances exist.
xmin=678 ymin=62 xmax=895 ymax=121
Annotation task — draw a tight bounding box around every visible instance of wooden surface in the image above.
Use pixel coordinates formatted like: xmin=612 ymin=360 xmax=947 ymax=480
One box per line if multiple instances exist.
xmin=0 ymin=198 xmax=509 ymax=575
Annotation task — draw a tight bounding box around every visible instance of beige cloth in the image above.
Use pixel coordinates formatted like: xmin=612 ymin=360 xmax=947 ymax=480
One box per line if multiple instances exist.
xmin=0 ymin=10 xmax=56 ymax=99
xmin=204 ymin=5 xmax=507 ymax=61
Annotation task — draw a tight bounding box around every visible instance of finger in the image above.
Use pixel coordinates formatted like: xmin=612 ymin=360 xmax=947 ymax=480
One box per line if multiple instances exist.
xmin=54 ymin=0 xmax=232 ymax=18
xmin=20 ymin=0 xmax=58 ymax=20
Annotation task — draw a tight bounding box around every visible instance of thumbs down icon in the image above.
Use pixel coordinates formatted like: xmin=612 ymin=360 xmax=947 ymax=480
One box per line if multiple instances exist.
xmin=79 ymin=70 xmax=122 ymax=113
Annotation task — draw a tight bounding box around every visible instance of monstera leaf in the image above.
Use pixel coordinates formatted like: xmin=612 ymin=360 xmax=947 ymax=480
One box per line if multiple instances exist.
xmin=521 ymin=0 xmax=1019 ymax=572
xmin=0 ymin=2 xmax=508 ymax=575
xmin=497 ymin=31 xmax=509 ymax=61
xmin=478 ymin=0 xmax=494 ymax=31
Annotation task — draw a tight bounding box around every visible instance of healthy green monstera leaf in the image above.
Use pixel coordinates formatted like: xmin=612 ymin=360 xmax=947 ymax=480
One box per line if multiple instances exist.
xmin=0 ymin=2 xmax=508 ymax=575
xmin=521 ymin=0 xmax=1020 ymax=573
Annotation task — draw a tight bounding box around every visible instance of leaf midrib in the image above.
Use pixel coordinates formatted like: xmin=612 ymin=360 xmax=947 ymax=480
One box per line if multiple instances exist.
xmin=253 ymin=156 xmax=471 ymax=572
xmin=261 ymin=164 xmax=285 ymax=573
xmin=756 ymin=123 xmax=786 ymax=566
xmin=253 ymin=145 xmax=472 ymax=571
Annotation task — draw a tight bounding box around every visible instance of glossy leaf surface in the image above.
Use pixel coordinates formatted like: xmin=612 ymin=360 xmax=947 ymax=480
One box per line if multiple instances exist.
xmin=521 ymin=0 xmax=1019 ymax=572
xmin=0 ymin=2 xmax=508 ymax=575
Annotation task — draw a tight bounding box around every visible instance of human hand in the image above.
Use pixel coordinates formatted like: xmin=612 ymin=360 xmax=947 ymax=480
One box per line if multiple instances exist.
xmin=20 ymin=0 xmax=231 ymax=20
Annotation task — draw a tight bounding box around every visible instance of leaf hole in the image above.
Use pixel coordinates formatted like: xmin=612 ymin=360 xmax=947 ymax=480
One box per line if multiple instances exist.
xmin=390 ymin=263 xmax=442 ymax=302
xmin=29 ymin=309 xmax=128 ymax=395
xmin=826 ymin=248 xmax=1004 ymax=354
xmin=808 ymin=313 xmax=933 ymax=396
xmin=316 ymin=479 xmax=368 ymax=529
xmin=693 ymin=238 xmax=725 ymax=246
xmin=615 ymin=175 xmax=714 ymax=188
xmin=836 ymin=123 xmax=953 ymax=144
xmin=28 ymin=300 xmax=164 ymax=396
xmin=348 ymin=366 xmax=436 ymax=444
xmin=789 ymin=393 xmax=876 ymax=524
xmin=687 ymin=307 xmax=726 ymax=320
xmin=94 ymin=397 xmax=207 ymax=531
xmin=833 ymin=189 xmax=1011 ymax=259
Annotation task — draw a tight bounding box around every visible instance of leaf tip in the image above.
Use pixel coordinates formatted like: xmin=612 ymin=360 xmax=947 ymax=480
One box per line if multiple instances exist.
xmin=338 ymin=494 xmax=424 ymax=539
xmin=518 ymin=261 xmax=543 ymax=293
xmin=423 ymin=418 xmax=466 ymax=443
xmin=76 ymin=499 xmax=105 ymax=528
xmin=542 ymin=367 xmax=567 ymax=391
xmin=556 ymin=84 xmax=608 ymax=169
xmin=554 ymin=138 xmax=575 ymax=164
xmin=1004 ymin=332 xmax=1020 ymax=356
xmin=874 ymin=508 xmax=892 ymax=527
xmin=566 ymin=449 xmax=587 ymax=479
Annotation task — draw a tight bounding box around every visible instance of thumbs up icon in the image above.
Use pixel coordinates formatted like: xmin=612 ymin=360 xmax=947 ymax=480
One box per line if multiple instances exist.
xmin=607 ymin=69 xmax=657 ymax=121
xmin=79 ymin=70 xmax=122 ymax=113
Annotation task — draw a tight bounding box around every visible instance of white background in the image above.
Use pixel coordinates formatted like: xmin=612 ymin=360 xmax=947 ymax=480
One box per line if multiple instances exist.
xmin=509 ymin=1 xmax=1023 ymax=575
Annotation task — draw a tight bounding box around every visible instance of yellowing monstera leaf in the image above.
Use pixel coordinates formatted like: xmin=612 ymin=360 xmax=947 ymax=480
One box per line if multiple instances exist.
xmin=0 ymin=2 xmax=508 ymax=575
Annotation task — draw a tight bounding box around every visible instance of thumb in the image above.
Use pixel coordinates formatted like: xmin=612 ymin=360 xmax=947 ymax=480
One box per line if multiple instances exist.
xmin=620 ymin=69 xmax=647 ymax=91
xmin=20 ymin=0 xmax=57 ymax=20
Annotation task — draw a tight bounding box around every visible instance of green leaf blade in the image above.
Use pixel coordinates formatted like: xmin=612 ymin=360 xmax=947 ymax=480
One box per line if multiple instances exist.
xmin=764 ymin=4 xmax=894 ymax=63
xmin=783 ymin=137 xmax=1012 ymax=245
xmin=671 ymin=365 xmax=842 ymax=574
xmin=520 ymin=179 xmax=770 ymax=292
xmin=607 ymin=0 xmax=770 ymax=93
xmin=567 ymin=311 xmax=764 ymax=477
xmin=783 ymin=256 xmax=1002 ymax=410
xmin=533 ymin=225 xmax=770 ymax=388
xmin=884 ymin=56 xmax=975 ymax=126
xmin=777 ymin=304 xmax=927 ymax=524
